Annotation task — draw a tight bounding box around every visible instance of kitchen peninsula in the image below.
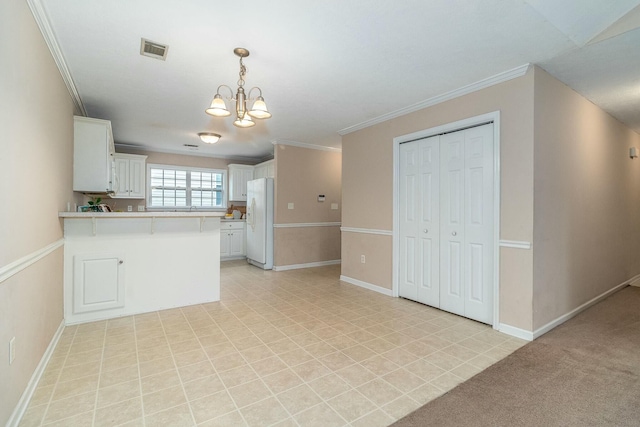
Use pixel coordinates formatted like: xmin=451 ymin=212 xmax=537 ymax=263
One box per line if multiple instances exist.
xmin=59 ymin=211 xmax=223 ymax=324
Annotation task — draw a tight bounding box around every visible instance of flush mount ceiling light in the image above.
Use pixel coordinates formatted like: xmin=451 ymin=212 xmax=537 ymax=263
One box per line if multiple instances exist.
xmin=198 ymin=132 xmax=221 ymax=144
xmin=205 ymin=47 xmax=271 ymax=128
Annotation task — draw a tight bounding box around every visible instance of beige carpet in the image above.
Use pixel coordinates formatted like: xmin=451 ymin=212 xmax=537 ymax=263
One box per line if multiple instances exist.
xmin=391 ymin=286 xmax=640 ymax=427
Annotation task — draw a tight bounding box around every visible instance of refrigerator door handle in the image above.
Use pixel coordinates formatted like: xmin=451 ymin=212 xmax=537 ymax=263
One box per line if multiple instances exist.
xmin=248 ymin=197 xmax=256 ymax=231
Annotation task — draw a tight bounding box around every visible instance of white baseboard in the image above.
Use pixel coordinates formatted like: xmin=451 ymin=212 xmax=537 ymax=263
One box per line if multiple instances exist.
xmin=497 ymin=323 xmax=534 ymax=341
xmin=531 ymin=279 xmax=631 ymax=339
xmin=273 ymin=260 xmax=341 ymax=272
xmin=340 ymin=275 xmax=393 ymax=297
xmin=221 ymin=256 xmax=246 ymax=262
xmin=7 ymin=320 xmax=65 ymax=427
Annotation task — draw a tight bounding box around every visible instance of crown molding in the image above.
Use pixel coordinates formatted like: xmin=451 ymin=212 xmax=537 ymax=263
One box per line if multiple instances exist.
xmin=271 ymin=139 xmax=342 ymax=153
xmin=338 ymin=63 xmax=531 ymax=136
xmin=114 ymin=143 xmax=263 ymax=162
xmin=27 ymin=0 xmax=86 ymax=116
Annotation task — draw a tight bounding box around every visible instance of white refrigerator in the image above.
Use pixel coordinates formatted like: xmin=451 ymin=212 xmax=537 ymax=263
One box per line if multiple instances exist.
xmin=246 ymin=178 xmax=274 ymax=270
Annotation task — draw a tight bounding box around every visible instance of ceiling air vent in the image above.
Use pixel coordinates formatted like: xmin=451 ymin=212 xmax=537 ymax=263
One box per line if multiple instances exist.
xmin=183 ymin=144 xmax=199 ymax=150
xmin=140 ymin=38 xmax=168 ymax=60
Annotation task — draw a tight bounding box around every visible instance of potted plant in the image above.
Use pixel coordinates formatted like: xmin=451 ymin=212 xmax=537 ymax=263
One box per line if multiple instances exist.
xmin=87 ymin=196 xmax=102 ymax=212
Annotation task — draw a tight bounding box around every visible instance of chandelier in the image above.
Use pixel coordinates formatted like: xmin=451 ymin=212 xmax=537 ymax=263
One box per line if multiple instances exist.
xmin=205 ymin=47 xmax=271 ymax=128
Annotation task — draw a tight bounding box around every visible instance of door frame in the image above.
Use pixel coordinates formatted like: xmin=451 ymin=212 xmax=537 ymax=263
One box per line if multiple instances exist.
xmin=392 ymin=111 xmax=501 ymax=329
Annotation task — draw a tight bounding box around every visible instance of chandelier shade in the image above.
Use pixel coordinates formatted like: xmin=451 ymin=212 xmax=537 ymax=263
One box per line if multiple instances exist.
xmin=233 ymin=115 xmax=255 ymax=128
xmin=248 ymin=96 xmax=272 ymax=119
xmin=205 ymin=48 xmax=271 ymax=128
xmin=205 ymin=94 xmax=231 ymax=117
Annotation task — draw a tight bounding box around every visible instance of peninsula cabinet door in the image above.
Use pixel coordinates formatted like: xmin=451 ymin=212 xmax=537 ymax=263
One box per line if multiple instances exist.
xmin=73 ymin=253 xmax=125 ymax=314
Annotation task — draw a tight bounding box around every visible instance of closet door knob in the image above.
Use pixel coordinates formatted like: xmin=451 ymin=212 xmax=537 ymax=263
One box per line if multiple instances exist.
xmin=452 ymin=231 xmax=457 ymax=236
xmin=423 ymin=229 xmax=428 ymax=233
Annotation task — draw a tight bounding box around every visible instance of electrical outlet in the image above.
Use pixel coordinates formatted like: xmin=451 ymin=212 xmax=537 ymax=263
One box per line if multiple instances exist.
xmin=9 ymin=337 xmax=15 ymax=365
xmin=287 ymin=203 xmax=294 ymax=210
xmin=137 ymin=205 xmax=145 ymax=211
xmin=360 ymin=255 xmax=366 ymax=264
xmin=331 ymin=203 xmax=339 ymax=210
xmin=127 ymin=205 xmax=133 ymax=212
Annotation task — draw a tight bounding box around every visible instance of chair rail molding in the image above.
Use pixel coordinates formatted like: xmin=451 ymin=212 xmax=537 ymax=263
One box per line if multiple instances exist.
xmin=340 ymin=227 xmax=393 ymax=236
xmin=0 ymin=239 xmax=64 ymax=284
xmin=274 ymin=222 xmax=341 ymax=228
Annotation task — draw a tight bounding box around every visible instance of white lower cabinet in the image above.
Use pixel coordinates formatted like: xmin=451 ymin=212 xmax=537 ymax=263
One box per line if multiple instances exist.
xmin=221 ymin=221 xmax=245 ymax=259
xmin=73 ymin=253 xmax=124 ymax=314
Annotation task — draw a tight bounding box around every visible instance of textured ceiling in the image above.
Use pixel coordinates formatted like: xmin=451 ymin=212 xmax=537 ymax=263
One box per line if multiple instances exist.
xmin=37 ymin=0 xmax=640 ymax=160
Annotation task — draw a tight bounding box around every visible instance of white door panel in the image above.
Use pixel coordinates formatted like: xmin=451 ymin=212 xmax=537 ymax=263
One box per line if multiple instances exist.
xmin=399 ymin=136 xmax=440 ymax=306
xmin=462 ymin=124 xmax=494 ymax=323
xmin=399 ymin=141 xmax=419 ymax=300
xmin=440 ymin=132 xmax=465 ymax=317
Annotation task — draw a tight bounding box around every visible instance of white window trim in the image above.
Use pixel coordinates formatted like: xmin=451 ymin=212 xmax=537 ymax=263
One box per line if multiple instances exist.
xmin=146 ymin=163 xmax=227 ymax=211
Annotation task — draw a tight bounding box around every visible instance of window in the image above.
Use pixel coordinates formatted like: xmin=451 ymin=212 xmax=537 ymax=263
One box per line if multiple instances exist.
xmin=147 ymin=164 xmax=226 ymax=209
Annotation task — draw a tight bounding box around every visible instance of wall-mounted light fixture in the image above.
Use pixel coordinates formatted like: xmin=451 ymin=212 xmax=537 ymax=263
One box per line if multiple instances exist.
xmin=198 ymin=132 xmax=221 ymax=144
xmin=205 ymin=48 xmax=271 ymax=128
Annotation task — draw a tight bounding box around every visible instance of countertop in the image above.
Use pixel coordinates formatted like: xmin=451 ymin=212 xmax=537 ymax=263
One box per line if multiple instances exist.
xmin=59 ymin=211 xmax=226 ymax=218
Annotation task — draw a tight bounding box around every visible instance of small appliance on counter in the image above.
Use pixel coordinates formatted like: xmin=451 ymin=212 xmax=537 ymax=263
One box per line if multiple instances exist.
xmin=225 ymin=204 xmax=246 ymax=220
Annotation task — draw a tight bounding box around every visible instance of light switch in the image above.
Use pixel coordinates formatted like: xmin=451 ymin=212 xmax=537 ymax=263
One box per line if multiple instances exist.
xmin=288 ymin=203 xmax=294 ymax=209
xmin=331 ymin=203 xmax=339 ymax=210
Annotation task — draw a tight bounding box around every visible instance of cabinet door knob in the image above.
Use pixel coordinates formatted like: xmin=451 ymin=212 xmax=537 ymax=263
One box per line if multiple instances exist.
xmin=452 ymin=231 xmax=457 ymax=236
xmin=423 ymin=229 xmax=428 ymax=233
xmin=118 ymin=260 xmax=124 ymax=264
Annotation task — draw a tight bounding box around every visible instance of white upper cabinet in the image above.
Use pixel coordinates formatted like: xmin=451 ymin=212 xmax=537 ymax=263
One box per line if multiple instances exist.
xmin=253 ymin=159 xmax=275 ymax=179
xmin=228 ymin=164 xmax=254 ymax=201
xmin=73 ymin=116 xmax=115 ymax=193
xmin=112 ymin=153 xmax=147 ymax=199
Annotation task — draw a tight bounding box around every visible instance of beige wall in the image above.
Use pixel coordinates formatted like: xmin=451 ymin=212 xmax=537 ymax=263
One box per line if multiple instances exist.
xmin=342 ymin=70 xmax=536 ymax=330
xmin=0 ymin=0 xmax=75 ymax=423
xmin=341 ymin=233 xmax=393 ymax=289
xmin=532 ymin=67 xmax=640 ymax=329
xmin=342 ymin=65 xmax=640 ymax=334
xmin=273 ymin=145 xmax=342 ymax=267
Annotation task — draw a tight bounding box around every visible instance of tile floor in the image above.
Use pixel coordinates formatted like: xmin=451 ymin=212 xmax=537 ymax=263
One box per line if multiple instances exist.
xmin=19 ymin=261 xmax=526 ymax=427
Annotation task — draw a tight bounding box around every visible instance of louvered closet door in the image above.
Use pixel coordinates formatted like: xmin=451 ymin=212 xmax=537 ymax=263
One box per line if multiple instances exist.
xmin=399 ymin=123 xmax=494 ymax=324
xmin=399 ymin=136 xmax=440 ymax=307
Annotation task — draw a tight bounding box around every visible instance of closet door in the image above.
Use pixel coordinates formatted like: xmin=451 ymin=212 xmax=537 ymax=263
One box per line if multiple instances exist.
xmin=439 ymin=123 xmax=494 ymax=323
xmin=439 ymin=131 xmax=466 ymax=316
xmin=399 ymin=136 xmax=440 ymax=306
xmin=461 ymin=124 xmax=494 ymax=324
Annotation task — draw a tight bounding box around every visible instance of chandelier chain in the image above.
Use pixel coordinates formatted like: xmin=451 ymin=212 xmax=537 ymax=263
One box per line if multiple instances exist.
xmin=237 ymin=57 xmax=247 ymax=88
